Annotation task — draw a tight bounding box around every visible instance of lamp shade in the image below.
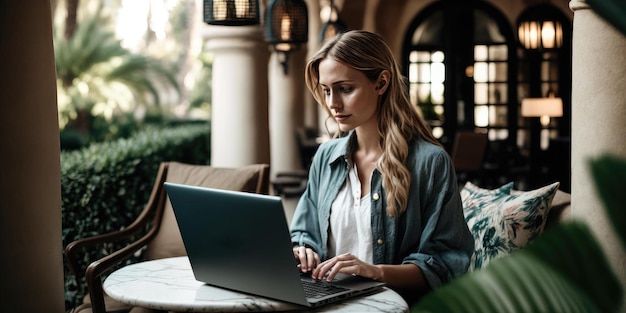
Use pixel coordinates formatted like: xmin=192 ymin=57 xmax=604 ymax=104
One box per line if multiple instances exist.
xmin=204 ymin=0 xmax=260 ymax=26
xmin=521 ymin=97 xmax=563 ymax=117
xmin=264 ymin=0 xmax=308 ymax=52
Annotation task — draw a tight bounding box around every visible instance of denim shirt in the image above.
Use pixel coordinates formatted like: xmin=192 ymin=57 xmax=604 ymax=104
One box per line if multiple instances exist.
xmin=290 ymin=132 xmax=474 ymax=289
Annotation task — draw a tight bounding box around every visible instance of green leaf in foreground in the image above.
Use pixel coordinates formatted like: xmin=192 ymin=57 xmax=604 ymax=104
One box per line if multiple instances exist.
xmin=413 ymin=222 xmax=622 ymax=313
xmin=587 ymin=0 xmax=626 ymax=37
xmin=589 ymin=154 xmax=626 ymax=251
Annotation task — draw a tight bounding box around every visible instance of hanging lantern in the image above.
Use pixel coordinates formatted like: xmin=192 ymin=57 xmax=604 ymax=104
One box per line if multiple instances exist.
xmin=517 ymin=4 xmax=565 ymax=50
xmin=204 ymin=0 xmax=260 ymax=26
xmin=319 ymin=0 xmax=347 ymax=43
xmin=264 ymin=0 xmax=308 ymax=74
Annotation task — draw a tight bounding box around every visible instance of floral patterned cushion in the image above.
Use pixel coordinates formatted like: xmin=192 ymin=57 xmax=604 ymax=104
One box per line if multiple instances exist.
xmin=461 ymin=181 xmax=560 ymax=271
xmin=462 ymin=181 xmax=514 ymax=199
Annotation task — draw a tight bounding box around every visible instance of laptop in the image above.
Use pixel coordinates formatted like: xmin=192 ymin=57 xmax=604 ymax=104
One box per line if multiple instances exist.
xmin=164 ymin=182 xmax=386 ymax=308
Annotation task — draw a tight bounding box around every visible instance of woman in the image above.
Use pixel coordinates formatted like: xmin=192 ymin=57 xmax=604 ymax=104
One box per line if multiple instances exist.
xmin=290 ymin=30 xmax=474 ymax=303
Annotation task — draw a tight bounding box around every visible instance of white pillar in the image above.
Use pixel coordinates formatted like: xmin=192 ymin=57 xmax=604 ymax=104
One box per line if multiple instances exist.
xmin=0 ymin=1 xmax=64 ymax=311
xmin=268 ymin=48 xmax=308 ymax=178
xmin=570 ymin=0 xmax=626 ymax=302
xmin=204 ymin=26 xmax=271 ymax=167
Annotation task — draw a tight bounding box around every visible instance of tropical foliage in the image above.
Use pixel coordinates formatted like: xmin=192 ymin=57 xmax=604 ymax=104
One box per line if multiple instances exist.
xmin=55 ymin=7 xmax=180 ymax=141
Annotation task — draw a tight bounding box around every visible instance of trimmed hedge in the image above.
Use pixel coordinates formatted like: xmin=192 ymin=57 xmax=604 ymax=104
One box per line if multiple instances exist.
xmin=61 ymin=123 xmax=210 ymax=309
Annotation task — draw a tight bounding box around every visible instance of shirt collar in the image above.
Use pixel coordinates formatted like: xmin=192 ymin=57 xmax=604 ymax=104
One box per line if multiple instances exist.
xmin=326 ymin=131 xmax=355 ymax=167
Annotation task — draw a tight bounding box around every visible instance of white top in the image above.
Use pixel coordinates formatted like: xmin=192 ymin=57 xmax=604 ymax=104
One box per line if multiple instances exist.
xmin=328 ymin=163 xmax=373 ymax=263
xmin=103 ymin=256 xmax=409 ymax=312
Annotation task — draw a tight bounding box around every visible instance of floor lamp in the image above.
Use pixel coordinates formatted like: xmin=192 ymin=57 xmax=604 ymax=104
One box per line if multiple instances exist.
xmin=521 ymin=97 xmax=563 ymax=187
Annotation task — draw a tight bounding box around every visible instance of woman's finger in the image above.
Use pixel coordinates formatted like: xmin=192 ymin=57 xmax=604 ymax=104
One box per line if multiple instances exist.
xmin=313 ymin=258 xmax=336 ymax=280
xmin=326 ymin=258 xmax=359 ymax=281
xmin=293 ymin=246 xmax=308 ymax=271
xmin=305 ymin=248 xmax=318 ymax=272
xmin=293 ymin=246 xmax=319 ymax=273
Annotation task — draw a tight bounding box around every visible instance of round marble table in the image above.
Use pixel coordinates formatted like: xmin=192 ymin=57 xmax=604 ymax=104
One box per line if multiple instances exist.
xmin=103 ymin=256 xmax=409 ymax=312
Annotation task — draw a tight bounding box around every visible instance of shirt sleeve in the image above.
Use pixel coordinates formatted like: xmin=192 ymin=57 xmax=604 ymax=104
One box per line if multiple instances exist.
xmin=400 ymin=148 xmax=474 ymax=289
xmin=289 ymin=148 xmax=325 ymax=258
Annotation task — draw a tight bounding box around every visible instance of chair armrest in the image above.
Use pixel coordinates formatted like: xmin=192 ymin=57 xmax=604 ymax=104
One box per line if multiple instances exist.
xmin=64 ymin=163 xmax=170 ymax=313
xmin=84 ymin=223 xmax=164 ymax=313
xmin=63 ymin=162 xmax=169 ymax=313
xmin=64 ymin=188 xmax=165 ymax=280
xmin=64 ymin=219 xmax=147 ymax=279
xmin=73 ymin=188 xmax=167 ymax=313
xmin=65 ymin=164 xmax=169 ymax=278
xmin=276 ymin=169 xmax=309 ymax=179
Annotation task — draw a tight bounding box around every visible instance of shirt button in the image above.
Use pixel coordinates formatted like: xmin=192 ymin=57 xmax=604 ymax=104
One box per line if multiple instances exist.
xmin=377 ymin=239 xmax=383 ymax=245
xmin=372 ymin=193 xmax=380 ymax=200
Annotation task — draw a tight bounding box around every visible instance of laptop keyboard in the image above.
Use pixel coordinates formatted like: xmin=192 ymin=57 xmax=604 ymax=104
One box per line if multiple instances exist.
xmin=301 ymin=279 xmax=350 ymax=299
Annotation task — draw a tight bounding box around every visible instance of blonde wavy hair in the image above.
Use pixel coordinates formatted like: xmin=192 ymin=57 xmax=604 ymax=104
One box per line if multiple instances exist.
xmin=305 ymin=30 xmax=441 ymax=217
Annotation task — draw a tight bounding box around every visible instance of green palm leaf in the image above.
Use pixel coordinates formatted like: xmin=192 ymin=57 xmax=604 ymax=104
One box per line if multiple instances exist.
xmin=55 ymin=15 xmax=126 ymax=86
xmin=55 ymin=11 xmax=180 ymax=126
xmin=589 ymin=155 xmax=626 ymax=251
xmin=416 ymin=253 xmax=597 ymax=312
xmin=413 ymin=221 xmax=623 ymax=312
xmin=586 ymin=0 xmax=626 ymax=37
xmin=106 ymin=55 xmax=180 ymax=106
xmin=523 ymin=220 xmax=622 ymax=312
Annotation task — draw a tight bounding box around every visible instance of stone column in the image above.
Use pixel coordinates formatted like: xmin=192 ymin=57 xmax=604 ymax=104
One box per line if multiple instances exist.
xmin=0 ymin=1 xmax=64 ymax=312
xmin=570 ymin=0 xmax=626 ymax=300
xmin=268 ymin=47 xmax=308 ymax=178
xmin=304 ymin=0 xmax=321 ymax=130
xmin=204 ymin=26 xmax=271 ymax=167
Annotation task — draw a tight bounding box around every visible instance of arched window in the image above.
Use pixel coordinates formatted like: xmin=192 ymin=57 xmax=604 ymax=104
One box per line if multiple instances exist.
xmin=403 ymin=0 xmax=517 ymax=152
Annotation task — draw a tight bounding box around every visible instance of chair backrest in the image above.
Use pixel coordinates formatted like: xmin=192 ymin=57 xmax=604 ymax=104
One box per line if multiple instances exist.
xmin=296 ymin=127 xmax=320 ymax=170
xmin=143 ymin=162 xmax=270 ymax=260
xmin=451 ymin=131 xmax=489 ymax=172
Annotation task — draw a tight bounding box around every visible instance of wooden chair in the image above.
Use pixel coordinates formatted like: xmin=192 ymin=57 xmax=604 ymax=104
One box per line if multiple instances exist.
xmin=451 ymin=130 xmax=488 ymax=184
xmin=271 ymin=127 xmax=319 ymax=197
xmin=64 ymin=162 xmax=270 ymax=313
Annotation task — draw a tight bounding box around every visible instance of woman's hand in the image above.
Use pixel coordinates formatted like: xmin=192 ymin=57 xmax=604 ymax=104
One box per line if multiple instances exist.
xmin=312 ymin=253 xmax=383 ymax=282
xmin=293 ymin=245 xmax=320 ymax=274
